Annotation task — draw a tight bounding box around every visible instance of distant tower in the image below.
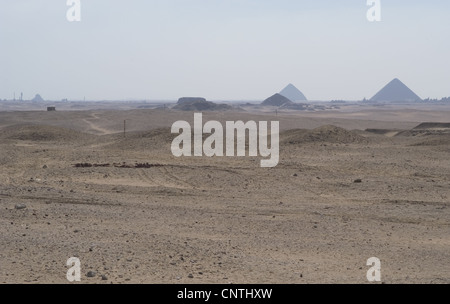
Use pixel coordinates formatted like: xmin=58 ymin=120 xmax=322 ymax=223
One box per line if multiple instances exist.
xmin=13 ymin=92 xmax=16 ymax=101
xmin=20 ymin=92 xmax=23 ymax=101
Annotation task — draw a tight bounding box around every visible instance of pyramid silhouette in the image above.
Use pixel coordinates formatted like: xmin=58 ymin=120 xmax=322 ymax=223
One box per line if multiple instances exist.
xmin=32 ymin=94 xmax=44 ymax=102
xmin=370 ymin=78 xmax=421 ymax=102
xmin=279 ymin=84 xmax=307 ymax=102
xmin=262 ymin=93 xmax=293 ymax=106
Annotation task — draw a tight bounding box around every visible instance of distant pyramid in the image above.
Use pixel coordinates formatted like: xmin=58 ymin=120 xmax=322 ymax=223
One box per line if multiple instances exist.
xmin=32 ymin=94 xmax=44 ymax=102
xmin=262 ymin=93 xmax=293 ymax=107
xmin=370 ymin=78 xmax=421 ymax=102
xmin=279 ymin=84 xmax=307 ymax=102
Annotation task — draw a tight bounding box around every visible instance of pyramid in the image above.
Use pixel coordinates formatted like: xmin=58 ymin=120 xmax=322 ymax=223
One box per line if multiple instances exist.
xmin=262 ymin=93 xmax=293 ymax=107
xmin=32 ymin=94 xmax=44 ymax=102
xmin=279 ymin=84 xmax=307 ymax=102
xmin=370 ymin=78 xmax=421 ymax=102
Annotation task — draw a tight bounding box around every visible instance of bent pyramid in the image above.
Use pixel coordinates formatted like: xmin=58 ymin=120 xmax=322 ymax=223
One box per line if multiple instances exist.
xmin=370 ymin=78 xmax=421 ymax=102
xmin=262 ymin=93 xmax=293 ymax=107
xmin=280 ymin=84 xmax=307 ymax=102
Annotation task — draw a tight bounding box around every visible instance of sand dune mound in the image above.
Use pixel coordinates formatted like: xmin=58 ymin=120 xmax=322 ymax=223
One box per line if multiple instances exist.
xmin=395 ymin=130 xmax=420 ymax=137
xmin=101 ymin=128 xmax=176 ymax=150
xmin=282 ymin=125 xmax=367 ymax=144
xmin=1 ymin=124 xmax=96 ymax=142
xmin=396 ymin=122 xmax=450 ymax=138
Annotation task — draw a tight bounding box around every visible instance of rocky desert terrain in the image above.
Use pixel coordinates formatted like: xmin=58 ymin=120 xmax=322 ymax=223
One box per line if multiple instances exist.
xmin=1 ymin=105 xmax=449 ymax=284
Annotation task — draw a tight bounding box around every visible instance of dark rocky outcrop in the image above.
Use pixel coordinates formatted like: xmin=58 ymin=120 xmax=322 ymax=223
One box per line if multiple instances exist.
xmin=173 ymin=98 xmax=232 ymax=111
xmin=177 ymin=97 xmax=207 ymax=105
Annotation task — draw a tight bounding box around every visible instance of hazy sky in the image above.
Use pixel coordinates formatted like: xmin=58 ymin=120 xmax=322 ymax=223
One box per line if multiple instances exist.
xmin=1 ymin=0 xmax=449 ymax=101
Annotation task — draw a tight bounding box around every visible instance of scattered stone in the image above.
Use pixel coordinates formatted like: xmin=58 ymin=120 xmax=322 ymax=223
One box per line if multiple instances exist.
xmin=101 ymin=275 xmax=108 ymax=281
xmin=354 ymin=179 xmax=362 ymax=183
xmin=43 ymin=165 xmax=48 ymax=169
xmin=293 ymin=173 xmax=298 ymax=177
xmin=86 ymin=271 xmax=96 ymax=278
xmin=188 ymin=274 xmax=194 ymax=279
xmin=15 ymin=204 xmax=27 ymax=210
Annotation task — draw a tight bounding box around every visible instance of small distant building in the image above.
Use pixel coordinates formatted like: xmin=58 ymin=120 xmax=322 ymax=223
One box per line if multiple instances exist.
xmin=47 ymin=107 xmax=56 ymax=111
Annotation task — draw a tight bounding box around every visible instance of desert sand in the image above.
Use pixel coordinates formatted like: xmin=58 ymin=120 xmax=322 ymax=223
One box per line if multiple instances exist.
xmin=1 ymin=103 xmax=449 ymax=284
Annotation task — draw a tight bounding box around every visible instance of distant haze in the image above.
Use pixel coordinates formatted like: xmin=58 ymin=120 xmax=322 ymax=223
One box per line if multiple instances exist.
xmin=1 ymin=1 xmax=449 ymax=101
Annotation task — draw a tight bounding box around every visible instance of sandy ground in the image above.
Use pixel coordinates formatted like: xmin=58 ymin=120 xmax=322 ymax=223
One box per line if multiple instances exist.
xmin=1 ymin=104 xmax=450 ymax=284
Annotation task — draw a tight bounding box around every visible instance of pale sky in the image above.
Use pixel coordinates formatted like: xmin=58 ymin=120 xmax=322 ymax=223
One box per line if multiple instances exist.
xmin=1 ymin=0 xmax=449 ymax=101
